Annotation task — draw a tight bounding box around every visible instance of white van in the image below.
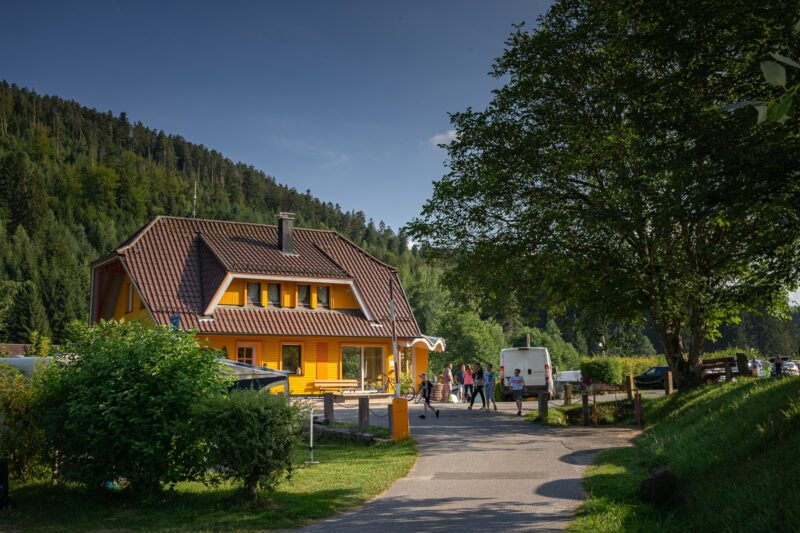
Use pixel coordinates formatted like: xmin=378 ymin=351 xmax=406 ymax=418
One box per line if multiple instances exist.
xmin=499 ymin=347 xmax=555 ymax=399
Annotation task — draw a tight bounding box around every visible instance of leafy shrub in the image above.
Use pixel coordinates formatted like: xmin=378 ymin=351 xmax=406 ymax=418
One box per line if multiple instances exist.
xmin=614 ymin=356 xmax=664 ymax=379
xmin=0 ymin=363 xmax=47 ymax=479
xmin=193 ymin=390 xmax=301 ymax=501
xmin=35 ymin=320 xmax=231 ymax=497
xmin=580 ymin=357 xmax=623 ymax=386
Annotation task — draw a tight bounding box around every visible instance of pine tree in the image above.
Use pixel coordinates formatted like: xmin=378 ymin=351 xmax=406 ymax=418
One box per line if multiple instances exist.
xmin=6 ymin=281 xmax=51 ymax=343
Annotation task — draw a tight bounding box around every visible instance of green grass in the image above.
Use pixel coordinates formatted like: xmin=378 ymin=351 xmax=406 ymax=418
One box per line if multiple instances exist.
xmin=569 ymin=378 xmax=800 ymax=532
xmin=0 ymin=437 xmax=417 ymax=532
xmin=330 ymin=421 xmax=391 ymax=439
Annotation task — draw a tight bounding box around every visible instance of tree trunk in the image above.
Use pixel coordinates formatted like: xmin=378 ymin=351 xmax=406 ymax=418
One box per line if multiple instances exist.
xmin=246 ymin=473 xmax=259 ymax=502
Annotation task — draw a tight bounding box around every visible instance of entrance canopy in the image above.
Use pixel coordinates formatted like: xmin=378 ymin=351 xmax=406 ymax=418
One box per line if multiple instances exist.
xmin=403 ymin=336 xmax=446 ymax=352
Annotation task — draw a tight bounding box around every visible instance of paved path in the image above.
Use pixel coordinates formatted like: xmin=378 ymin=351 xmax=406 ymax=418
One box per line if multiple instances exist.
xmin=300 ymin=401 xmax=638 ymax=532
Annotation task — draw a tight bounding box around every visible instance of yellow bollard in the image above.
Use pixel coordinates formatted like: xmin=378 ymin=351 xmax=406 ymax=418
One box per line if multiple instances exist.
xmin=390 ymin=398 xmax=410 ymax=440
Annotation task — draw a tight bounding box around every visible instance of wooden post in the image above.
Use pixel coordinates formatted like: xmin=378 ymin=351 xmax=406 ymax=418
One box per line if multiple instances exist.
xmin=725 ymin=361 xmax=733 ymax=383
xmin=634 ymin=392 xmax=643 ymax=428
xmin=538 ymin=392 xmax=549 ymax=421
xmin=665 ymin=371 xmax=673 ymax=396
xmin=358 ymin=396 xmax=369 ymax=432
xmin=564 ymin=383 xmax=572 ymax=406
xmin=323 ymin=393 xmax=334 ymax=425
xmin=582 ymin=393 xmax=590 ymax=427
xmin=625 ymin=374 xmax=634 ymax=402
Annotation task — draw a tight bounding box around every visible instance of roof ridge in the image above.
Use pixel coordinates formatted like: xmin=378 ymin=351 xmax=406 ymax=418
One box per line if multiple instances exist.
xmin=156 ymin=215 xmax=339 ymax=234
xmin=116 ymin=215 xmax=164 ymax=252
xmin=196 ymin=232 xmax=234 ymax=271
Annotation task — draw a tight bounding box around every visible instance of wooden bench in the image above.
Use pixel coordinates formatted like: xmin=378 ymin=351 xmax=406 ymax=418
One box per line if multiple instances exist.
xmin=314 ymin=379 xmax=359 ymax=393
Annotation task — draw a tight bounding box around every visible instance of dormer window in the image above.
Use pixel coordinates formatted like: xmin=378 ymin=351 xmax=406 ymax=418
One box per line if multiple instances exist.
xmin=298 ymin=285 xmax=311 ymax=308
xmin=317 ymin=286 xmax=330 ymax=309
xmin=268 ymin=283 xmax=281 ymax=307
xmin=246 ymin=282 xmax=261 ymax=306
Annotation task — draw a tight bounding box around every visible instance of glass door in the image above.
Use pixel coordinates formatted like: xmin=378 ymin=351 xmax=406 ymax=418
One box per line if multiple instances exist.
xmin=341 ymin=346 xmax=384 ymax=390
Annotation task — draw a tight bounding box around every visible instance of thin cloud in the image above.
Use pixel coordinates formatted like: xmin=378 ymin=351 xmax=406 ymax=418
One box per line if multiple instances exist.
xmin=428 ymin=129 xmax=457 ymax=147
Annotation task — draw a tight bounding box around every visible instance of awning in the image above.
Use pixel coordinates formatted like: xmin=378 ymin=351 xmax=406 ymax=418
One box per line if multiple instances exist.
xmin=402 ymin=336 xmax=446 ymax=352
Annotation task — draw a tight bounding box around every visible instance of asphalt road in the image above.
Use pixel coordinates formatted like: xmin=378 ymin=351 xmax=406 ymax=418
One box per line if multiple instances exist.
xmin=300 ymin=401 xmax=638 ymax=532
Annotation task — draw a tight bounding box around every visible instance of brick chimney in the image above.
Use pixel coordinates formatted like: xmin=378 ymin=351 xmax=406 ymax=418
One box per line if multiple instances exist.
xmin=277 ymin=212 xmax=295 ymax=255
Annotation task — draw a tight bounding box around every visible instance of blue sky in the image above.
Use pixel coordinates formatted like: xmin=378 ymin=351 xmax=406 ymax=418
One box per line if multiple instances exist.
xmin=0 ymin=0 xmax=551 ymax=232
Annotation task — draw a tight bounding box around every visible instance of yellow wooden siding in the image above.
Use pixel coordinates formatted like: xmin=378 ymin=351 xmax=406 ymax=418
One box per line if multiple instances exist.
xmin=220 ymin=279 xmax=245 ymax=305
xmin=111 ymin=274 xmax=151 ymax=322
xmin=331 ymin=285 xmax=358 ymax=309
xmin=199 ymin=333 xmax=423 ymax=395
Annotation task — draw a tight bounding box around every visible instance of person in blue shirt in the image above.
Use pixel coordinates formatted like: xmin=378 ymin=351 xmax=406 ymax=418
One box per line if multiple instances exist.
xmin=483 ymin=363 xmax=498 ymax=411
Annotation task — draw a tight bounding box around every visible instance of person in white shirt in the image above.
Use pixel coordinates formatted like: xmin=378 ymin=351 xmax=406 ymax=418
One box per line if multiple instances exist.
xmin=509 ymin=368 xmax=525 ymax=416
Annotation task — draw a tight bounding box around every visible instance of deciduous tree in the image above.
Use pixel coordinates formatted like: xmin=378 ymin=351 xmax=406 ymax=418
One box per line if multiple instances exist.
xmin=410 ymin=0 xmax=800 ymax=388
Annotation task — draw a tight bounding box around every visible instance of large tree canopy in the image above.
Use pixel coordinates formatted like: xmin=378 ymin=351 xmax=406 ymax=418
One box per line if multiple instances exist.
xmin=410 ymin=0 xmax=800 ymax=388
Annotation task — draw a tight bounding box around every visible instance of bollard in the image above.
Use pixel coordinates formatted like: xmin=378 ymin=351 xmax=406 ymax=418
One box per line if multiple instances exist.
xmin=0 ymin=457 xmax=8 ymax=509
xmin=390 ymin=398 xmax=410 ymax=440
xmin=358 ymin=396 xmax=369 ymax=432
xmin=665 ymin=371 xmax=673 ymax=396
xmin=725 ymin=361 xmax=733 ymax=383
xmin=323 ymin=393 xmax=334 ymax=425
xmin=564 ymin=383 xmax=572 ymax=406
xmin=387 ymin=404 xmax=394 ymax=437
xmin=538 ymin=392 xmax=550 ymax=421
xmin=634 ymin=392 xmax=643 ymax=428
xmin=305 ymin=408 xmax=319 ymax=465
xmin=582 ymin=393 xmax=590 ymax=427
xmin=626 ymin=374 xmax=634 ymax=402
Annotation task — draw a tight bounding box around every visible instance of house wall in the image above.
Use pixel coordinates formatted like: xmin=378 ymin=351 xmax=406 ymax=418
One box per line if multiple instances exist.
xmin=218 ymin=279 xmax=359 ymax=310
xmin=201 ymin=333 xmax=428 ymax=395
xmin=110 ymin=272 xmax=151 ymax=323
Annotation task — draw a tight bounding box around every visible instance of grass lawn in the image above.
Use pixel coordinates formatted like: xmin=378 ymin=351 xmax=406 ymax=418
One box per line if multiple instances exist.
xmin=0 ymin=437 xmax=417 ymax=532
xmin=569 ymin=378 xmax=800 ymax=532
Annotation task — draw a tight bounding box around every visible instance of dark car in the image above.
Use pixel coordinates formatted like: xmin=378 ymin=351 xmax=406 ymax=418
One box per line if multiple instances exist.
xmin=634 ymin=366 xmax=670 ymax=389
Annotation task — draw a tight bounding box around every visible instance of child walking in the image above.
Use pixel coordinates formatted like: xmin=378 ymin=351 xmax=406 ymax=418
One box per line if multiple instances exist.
xmin=419 ymin=373 xmax=440 ymax=419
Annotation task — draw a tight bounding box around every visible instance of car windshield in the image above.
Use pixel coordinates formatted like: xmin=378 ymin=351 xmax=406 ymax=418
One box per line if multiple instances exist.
xmin=645 ymin=368 xmax=657 ymax=376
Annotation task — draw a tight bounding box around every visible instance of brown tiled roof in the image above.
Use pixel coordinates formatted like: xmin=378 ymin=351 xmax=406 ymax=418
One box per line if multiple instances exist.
xmin=105 ymin=216 xmax=421 ymax=338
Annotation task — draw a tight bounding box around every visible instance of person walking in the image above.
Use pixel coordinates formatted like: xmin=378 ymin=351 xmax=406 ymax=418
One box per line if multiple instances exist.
xmin=456 ymin=364 xmax=466 ymax=401
xmin=442 ymin=363 xmax=453 ymax=403
xmin=774 ymin=356 xmax=784 ymax=378
xmin=483 ymin=363 xmax=498 ymax=411
xmin=463 ymin=364 xmax=474 ymax=404
xmin=468 ymin=363 xmax=486 ymax=410
xmin=750 ymin=355 xmax=762 ymax=377
xmin=418 ymin=373 xmax=440 ymax=419
xmin=509 ymin=368 xmax=525 ymax=416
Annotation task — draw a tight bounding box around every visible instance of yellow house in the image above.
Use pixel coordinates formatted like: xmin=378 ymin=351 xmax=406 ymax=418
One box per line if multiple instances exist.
xmin=89 ymin=214 xmax=444 ymax=394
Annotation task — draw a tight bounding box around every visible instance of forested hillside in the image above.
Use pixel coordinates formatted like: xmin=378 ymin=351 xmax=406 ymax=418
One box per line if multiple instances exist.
xmin=0 ymin=81 xmax=797 ymax=364
xmin=0 ymin=81 xmax=410 ymax=342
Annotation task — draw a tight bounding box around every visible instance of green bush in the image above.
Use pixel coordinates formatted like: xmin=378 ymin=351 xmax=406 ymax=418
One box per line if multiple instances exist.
xmin=193 ymin=390 xmax=301 ymax=501
xmin=0 ymin=363 xmax=47 ymax=479
xmin=580 ymin=357 xmax=623 ymax=386
xmin=35 ymin=320 xmax=231 ymax=497
xmin=614 ymin=356 xmax=664 ymax=379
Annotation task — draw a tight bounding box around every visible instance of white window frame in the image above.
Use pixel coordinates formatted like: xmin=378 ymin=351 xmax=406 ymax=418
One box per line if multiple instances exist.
xmin=236 ymin=343 xmax=257 ymax=365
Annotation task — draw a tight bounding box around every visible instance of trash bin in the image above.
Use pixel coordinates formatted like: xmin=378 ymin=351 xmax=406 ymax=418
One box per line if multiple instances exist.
xmin=0 ymin=457 xmax=8 ymax=509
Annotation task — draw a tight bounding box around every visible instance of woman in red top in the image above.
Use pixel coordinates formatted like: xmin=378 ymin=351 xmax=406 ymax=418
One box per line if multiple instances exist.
xmin=463 ymin=364 xmax=474 ymax=404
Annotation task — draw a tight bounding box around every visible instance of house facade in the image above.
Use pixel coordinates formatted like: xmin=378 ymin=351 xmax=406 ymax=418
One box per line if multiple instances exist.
xmin=89 ymin=214 xmax=443 ymax=395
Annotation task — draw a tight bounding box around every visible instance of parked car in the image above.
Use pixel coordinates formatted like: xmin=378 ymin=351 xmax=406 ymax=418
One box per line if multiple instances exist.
xmin=782 ymin=361 xmax=799 ymax=377
xmin=634 ymin=366 xmax=670 ymax=389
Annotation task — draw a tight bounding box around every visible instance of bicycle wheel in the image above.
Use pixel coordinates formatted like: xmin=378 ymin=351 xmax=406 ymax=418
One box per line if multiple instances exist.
xmin=402 ymin=387 xmax=416 ymax=402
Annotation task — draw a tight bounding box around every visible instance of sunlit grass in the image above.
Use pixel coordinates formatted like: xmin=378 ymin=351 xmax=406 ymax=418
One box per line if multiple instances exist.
xmin=0 ymin=438 xmax=418 ymax=532
xmin=569 ymin=378 xmax=800 ymax=532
